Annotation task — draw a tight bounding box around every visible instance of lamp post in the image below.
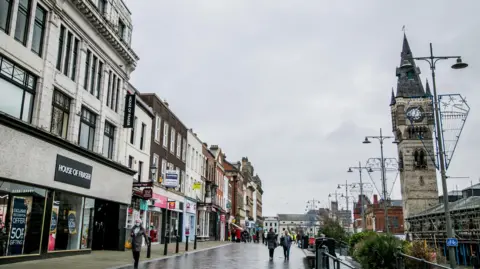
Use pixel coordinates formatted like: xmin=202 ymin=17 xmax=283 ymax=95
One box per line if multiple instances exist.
xmin=347 ymin=162 xmax=373 ymax=230
xmin=363 ymin=129 xmax=394 ymax=233
xmin=401 ymin=43 xmax=468 ymax=268
xmin=305 ymin=199 xmax=321 ymax=236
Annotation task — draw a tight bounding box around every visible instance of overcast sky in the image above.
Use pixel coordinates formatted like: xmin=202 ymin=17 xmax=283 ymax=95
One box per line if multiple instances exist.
xmin=126 ymin=0 xmax=480 ymax=216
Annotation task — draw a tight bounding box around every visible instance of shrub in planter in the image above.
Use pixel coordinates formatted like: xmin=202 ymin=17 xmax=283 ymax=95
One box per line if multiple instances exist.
xmin=355 ymin=234 xmax=402 ymax=269
xmin=348 ymin=231 xmax=377 ymax=255
xmin=404 ymin=241 xmax=436 ymax=268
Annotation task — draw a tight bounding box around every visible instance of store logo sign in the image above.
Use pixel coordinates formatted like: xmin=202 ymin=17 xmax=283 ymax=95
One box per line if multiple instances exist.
xmin=54 ymin=155 xmax=93 ymax=189
xmin=123 ymin=94 xmax=136 ymax=128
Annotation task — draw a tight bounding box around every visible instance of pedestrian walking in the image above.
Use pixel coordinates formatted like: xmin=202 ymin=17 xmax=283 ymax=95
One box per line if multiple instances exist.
xmin=266 ymin=228 xmax=278 ymax=261
xmin=130 ymin=218 xmax=149 ymax=269
xmin=471 ymin=251 xmax=480 ymax=269
xmin=255 ymin=230 xmax=260 ymax=243
xmin=280 ymin=230 xmax=292 ymax=260
xmin=262 ymin=231 xmax=265 ymax=245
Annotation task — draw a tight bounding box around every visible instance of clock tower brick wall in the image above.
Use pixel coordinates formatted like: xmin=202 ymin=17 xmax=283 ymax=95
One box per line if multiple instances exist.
xmin=390 ymin=35 xmax=439 ymax=232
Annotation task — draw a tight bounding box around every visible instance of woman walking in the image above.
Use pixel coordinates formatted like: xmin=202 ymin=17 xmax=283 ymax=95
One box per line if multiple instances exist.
xmin=266 ymin=228 xmax=278 ymax=261
xmin=131 ymin=218 xmax=149 ymax=269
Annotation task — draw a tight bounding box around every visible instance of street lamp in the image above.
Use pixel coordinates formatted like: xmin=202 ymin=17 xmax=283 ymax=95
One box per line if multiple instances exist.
xmin=401 ymin=43 xmax=468 ymax=269
xmin=347 ymin=162 xmax=373 ymax=230
xmin=363 ymin=129 xmax=394 ymax=233
xmin=150 ymin=164 xmax=157 ymax=182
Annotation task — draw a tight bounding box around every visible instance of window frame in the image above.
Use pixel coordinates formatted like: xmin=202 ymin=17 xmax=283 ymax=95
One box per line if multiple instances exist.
xmin=71 ymin=38 xmax=79 ymax=81
xmin=84 ymin=49 xmax=91 ymax=90
xmin=152 ymin=153 xmax=159 ymax=182
xmin=102 ymin=121 xmax=115 ymax=159
xmin=78 ymin=106 xmax=97 ymax=151
xmin=170 ymin=127 xmax=175 ymax=153
xmin=128 ymin=155 xmax=134 ymax=169
xmin=176 ymin=134 xmax=181 ymax=158
xmin=50 ymin=89 xmax=71 ymax=139
xmin=162 ymin=122 xmax=169 ymax=148
xmin=31 ymin=4 xmax=47 ymax=57
xmin=14 ymin=0 xmax=32 ymax=45
xmin=129 ymin=116 xmax=137 ymax=145
xmin=0 ymin=53 xmax=37 ymax=122
xmin=56 ymin=25 xmax=65 ymax=70
xmin=63 ymin=31 xmax=73 ymax=77
xmin=95 ymin=61 xmax=103 ymax=99
xmin=90 ymin=55 xmax=97 ymax=95
xmin=154 ymin=115 xmax=161 ymax=143
xmin=138 ymin=161 xmax=143 ymax=182
xmin=0 ymin=0 xmax=14 ymax=34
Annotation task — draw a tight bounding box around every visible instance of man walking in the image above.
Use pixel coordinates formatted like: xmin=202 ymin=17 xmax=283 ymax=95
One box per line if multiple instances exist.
xmin=280 ymin=230 xmax=292 ymax=260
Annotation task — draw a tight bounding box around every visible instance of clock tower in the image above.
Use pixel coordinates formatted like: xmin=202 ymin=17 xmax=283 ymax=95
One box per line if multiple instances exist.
xmin=390 ymin=35 xmax=439 ymax=229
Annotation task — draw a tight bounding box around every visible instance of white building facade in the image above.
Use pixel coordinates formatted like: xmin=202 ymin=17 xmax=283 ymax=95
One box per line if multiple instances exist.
xmin=183 ymin=130 xmax=204 ymax=242
xmin=0 ymin=0 xmax=138 ymax=263
xmin=124 ymin=84 xmax=153 ymax=242
xmin=263 ymin=216 xmax=279 ymax=234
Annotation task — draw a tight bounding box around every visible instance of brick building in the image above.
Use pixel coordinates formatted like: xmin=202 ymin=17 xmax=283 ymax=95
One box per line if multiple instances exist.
xmin=365 ymin=195 xmax=404 ymax=234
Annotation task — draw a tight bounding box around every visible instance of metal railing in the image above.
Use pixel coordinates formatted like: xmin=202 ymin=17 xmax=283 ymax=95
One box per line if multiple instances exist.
xmin=317 ymin=246 xmax=357 ymax=269
xmin=395 ymin=252 xmax=453 ymax=269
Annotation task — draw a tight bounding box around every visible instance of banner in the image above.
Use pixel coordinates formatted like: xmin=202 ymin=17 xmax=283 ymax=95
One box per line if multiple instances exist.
xmin=68 ymin=211 xmax=77 ymax=234
xmin=123 ymin=93 xmax=136 ymax=128
xmin=49 ymin=204 xmax=59 ymax=251
xmin=8 ymin=197 xmax=28 ymax=255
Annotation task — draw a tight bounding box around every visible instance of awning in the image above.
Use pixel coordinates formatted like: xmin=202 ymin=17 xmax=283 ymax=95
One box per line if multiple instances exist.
xmin=231 ymin=223 xmax=243 ymax=230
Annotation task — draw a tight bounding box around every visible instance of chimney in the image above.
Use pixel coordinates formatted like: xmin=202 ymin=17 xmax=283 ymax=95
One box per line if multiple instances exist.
xmin=163 ymin=99 xmax=169 ymax=107
xmin=373 ymin=195 xmax=378 ymax=205
xmin=203 ymin=142 xmax=208 ymax=147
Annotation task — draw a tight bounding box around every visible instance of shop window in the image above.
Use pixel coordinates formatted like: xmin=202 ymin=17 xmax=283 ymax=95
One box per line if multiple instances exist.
xmin=50 ymin=89 xmax=70 ymax=139
xmin=0 ymin=181 xmax=47 ymax=257
xmin=79 ymin=107 xmax=96 ymax=151
xmin=80 ymin=198 xmax=94 ymax=249
xmin=48 ymin=191 xmax=83 ymax=251
xmin=0 ymin=54 xmax=36 ymax=122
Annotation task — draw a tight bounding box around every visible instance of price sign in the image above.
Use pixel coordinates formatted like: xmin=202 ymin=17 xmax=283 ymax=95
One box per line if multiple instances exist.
xmin=8 ymin=197 xmax=28 ymax=255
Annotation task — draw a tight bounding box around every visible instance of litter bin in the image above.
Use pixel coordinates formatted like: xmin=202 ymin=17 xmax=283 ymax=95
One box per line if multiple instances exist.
xmin=303 ymin=235 xmax=309 ymax=249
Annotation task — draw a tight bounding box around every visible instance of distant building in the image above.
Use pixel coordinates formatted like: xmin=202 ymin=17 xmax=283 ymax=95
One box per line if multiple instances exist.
xmin=278 ymin=214 xmax=321 ymax=236
xmin=365 ymin=195 xmax=404 ymax=234
xmin=263 ymin=216 xmax=279 ymax=234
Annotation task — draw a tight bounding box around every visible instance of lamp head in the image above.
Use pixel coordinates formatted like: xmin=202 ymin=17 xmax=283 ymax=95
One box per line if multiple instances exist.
xmin=347 ymin=168 xmax=353 ymax=173
xmin=367 ymin=168 xmax=374 ymax=173
xmin=362 ymin=137 xmax=371 ymax=144
xmin=451 ymin=58 xmax=468 ymax=69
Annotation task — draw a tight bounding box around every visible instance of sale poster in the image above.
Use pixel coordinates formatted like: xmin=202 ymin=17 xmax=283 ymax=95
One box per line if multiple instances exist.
xmin=68 ymin=211 xmax=77 ymax=234
xmin=48 ymin=204 xmax=59 ymax=251
xmin=8 ymin=197 xmax=29 ymax=255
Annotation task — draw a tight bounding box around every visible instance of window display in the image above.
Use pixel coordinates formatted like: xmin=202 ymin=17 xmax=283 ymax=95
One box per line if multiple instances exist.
xmin=0 ymin=181 xmax=46 ymax=257
xmin=81 ymin=198 xmax=94 ymax=249
xmin=49 ymin=191 xmax=83 ymax=251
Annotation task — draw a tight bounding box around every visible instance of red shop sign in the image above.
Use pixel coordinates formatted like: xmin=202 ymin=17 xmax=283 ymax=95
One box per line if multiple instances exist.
xmin=168 ymin=201 xmax=176 ymax=209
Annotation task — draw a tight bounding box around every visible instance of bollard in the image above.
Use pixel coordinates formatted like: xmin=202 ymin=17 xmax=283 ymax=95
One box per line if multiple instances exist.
xmin=185 ymin=236 xmax=189 ymax=251
xmin=146 ymin=237 xmax=151 ymax=258
xmin=176 ymin=235 xmax=180 ymax=253
xmin=163 ymin=235 xmax=168 ymax=255
xmin=194 ymin=235 xmax=197 ymax=250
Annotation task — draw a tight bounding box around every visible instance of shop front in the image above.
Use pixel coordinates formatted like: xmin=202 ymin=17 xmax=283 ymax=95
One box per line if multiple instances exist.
xmin=183 ymin=199 xmax=197 ymax=242
xmin=196 ymin=204 xmax=210 ymax=241
xmin=146 ymin=192 xmax=167 ymax=244
xmin=0 ymin=116 xmax=135 ymax=264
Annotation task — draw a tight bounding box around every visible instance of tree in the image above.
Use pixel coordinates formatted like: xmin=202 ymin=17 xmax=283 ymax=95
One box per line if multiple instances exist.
xmin=318 ymin=216 xmax=347 ymax=242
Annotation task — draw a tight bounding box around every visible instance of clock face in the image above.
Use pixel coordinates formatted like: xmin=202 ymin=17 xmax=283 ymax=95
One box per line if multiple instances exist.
xmin=406 ymin=107 xmax=424 ymax=122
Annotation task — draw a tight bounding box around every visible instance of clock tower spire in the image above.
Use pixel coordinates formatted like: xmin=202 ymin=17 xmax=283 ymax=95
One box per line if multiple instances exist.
xmin=390 ymin=35 xmax=439 ymax=229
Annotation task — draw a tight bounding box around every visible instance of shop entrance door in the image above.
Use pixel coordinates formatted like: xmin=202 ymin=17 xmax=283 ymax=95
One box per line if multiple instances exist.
xmin=92 ymin=200 xmax=120 ymax=250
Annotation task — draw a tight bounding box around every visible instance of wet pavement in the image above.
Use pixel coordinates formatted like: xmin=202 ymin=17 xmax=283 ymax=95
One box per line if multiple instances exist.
xmin=114 ymin=242 xmax=308 ymax=269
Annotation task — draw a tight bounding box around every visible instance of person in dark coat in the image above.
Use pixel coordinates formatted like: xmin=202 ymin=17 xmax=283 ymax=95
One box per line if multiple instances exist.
xmin=266 ymin=228 xmax=278 ymax=261
xmin=131 ymin=218 xmax=149 ymax=269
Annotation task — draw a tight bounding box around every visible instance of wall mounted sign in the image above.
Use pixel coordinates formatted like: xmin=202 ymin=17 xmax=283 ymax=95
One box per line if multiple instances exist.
xmin=164 ymin=170 xmax=179 ymax=188
xmin=133 ymin=182 xmax=153 ymax=188
xmin=123 ymin=93 xmax=136 ymax=128
xmin=153 ymin=193 xmax=167 ymax=208
xmin=168 ymin=201 xmax=176 ymax=210
xmin=185 ymin=201 xmax=197 ymax=214
xmin=142 ymin=188 xmax=153 ymax=199
xmin=54 ymin=155 xmax=93 ymax=189
xmin=8 ymin=197 xmax=31 ymax=255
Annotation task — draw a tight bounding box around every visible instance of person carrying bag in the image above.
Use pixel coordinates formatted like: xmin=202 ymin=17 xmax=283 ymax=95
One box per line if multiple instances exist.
xmin=130 ymin=218 xmax=149 ymax=269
